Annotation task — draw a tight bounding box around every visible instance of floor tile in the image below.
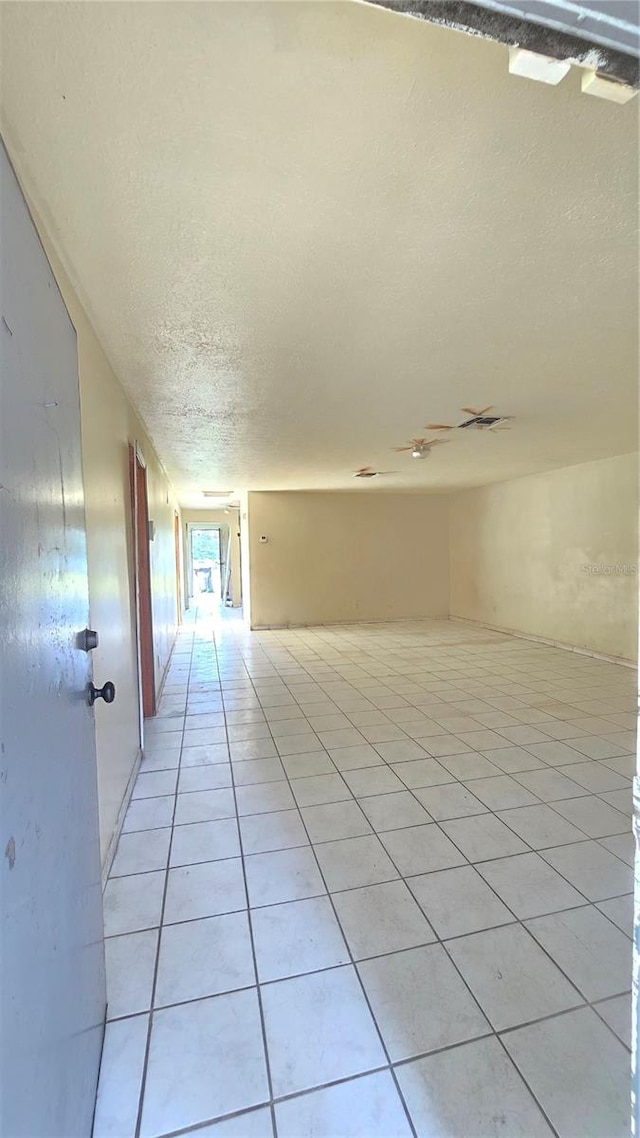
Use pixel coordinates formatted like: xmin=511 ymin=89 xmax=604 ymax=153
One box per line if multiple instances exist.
xmin=329 ymin=744 xmax=385 ymax=771
xmin=276 ymin=732 xmax=322 ymax=756
xmin=565 ymin=736 xmax=628 ymax=760
xmin=280 ymin=750 xmax=336 ymax=778
xmin=302 ymin=798 xmax=371 ymax=842
xmin=502 ymin=1007 xmax=630 ymax=1138
xmin=291 ymin=773 xmax=351 ymax=807
xmin=231 ymin=758 xmax=286 ymax=787
xmin=251 ymin=895 xmax=349 ymax=981
xmin=111 ymin=828 xmax=172 ymax=876
xmin=391 ymin=758 xmax=455 ymax=789
xmin=511 ymin=767 xmax=588 ymax=802
xmin=103 ymin=871 xmax=165 ymax=936
xmin=438 ymin=753 xmax=503 ymax=781
xmin=523 ymin=741 xmax=585 ymax=767
xmin=599 ymin=788 xmax=632 ymax=815
xmin=261 ymin=965 xmax=385 ymax=1097
xmin=155 ymin=911 xmax=255 ymax=1006
xmin=447 ymin=923 xmax=583 ymax=1031
xmin=163 ymin=858 xmax=246 ymax=923
xmin=342 ymin=765 xmax=405 ymax=796
xmin=380 ymin=823 xmax=467 ymax=876
xmin=93 ymin=1014 xmax=149 ymax=1138
xmin=132 ymin=769 xmax=178 ymax=799
xmin=596 ymin=893 xmax=633 ymax=936
xmin=235 ymin=781 xmax=296 ymax=816
xmin=525 ymin=905 xmax=632 ymax=1001
xmin=170 ymin=818 xmax=240 ymax=866
xmin=122 ymin=796 xmax=174 ymax=833
xmin=332 ymin=879 xmax=436 ymax=959
xmin=595 ymin=993 xmax=631 ymax=1049
xmin=140 ymin=748 xmax=181 ymax=772
xmin=441 ymin=814 xmax=528 ymax=862
xmin=358 ymin=944 xmax=489 ymax=1060
xmin=397 ymin=1035 xmax=553 ymax=1138
xmin=414 ymin=782 xmax=487 ymax=820
xmin=480 ymin=746 xmax=545 ymax=773
xmin=239 ymin=808 xmax=308 ymax=854
xmin=178 ymin=764 xmax=232 ymax=792
xmin=463 ymin=774 xmax=537 ymax=812
xmin=551 ymin=794 xmax=629 ymax=838
xmin=408 ymin=865 xmax=514 ymax=939
xmin=374 ymin=740 xmax=429 ymax=763
xmin=457 ymin=729 xmax=513 ymax=750
xmin=105 ymin=929 xmax=158 ymax=1019
xmin=229 ymin=739 xmax=277 ymax=762
xmin=420 ymin=735 xmax=472 ymax=758
xmin=359 ymin=790 xmax=432 ymax=831
xmin=181 ymin=743 xmax=231 ymax=767
xmin=174 ymin=788 xmax=236 ymax=825
xmin=494 ymin=726 xmax=551 ymax=745
xmin=245 ymin=845 xmax=325 ymax=907
xmin=541 ymin=840 xmax=633 ymax=900
xmin=599 ymin=832 xmax=634 ymax=865
xmin=477 ymin=851 xmax=585 ymax=918
xmin=315 ymin=833 xmax=400 ymax=891
xmin=496 ymin=803 xmax=586 ymax=849
xmin=275 ymin=1070 xmax=413 ymax=1138
xmin=140 ymin=989 xmax=269 ymax=1137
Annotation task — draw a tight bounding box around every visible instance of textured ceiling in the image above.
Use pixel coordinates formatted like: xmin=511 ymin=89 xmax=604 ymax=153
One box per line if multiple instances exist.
xmin=1 ymin=1 xmax=637 ymax=506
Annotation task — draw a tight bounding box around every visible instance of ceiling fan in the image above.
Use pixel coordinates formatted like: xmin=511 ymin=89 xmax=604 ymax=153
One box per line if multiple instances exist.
xmin=353 ymin=466 xmax=397 ymax=478
xmin=392 ymin=438 xmax=450 ymax=460
xmin=426 ymin=406 xmax=513 ymax=432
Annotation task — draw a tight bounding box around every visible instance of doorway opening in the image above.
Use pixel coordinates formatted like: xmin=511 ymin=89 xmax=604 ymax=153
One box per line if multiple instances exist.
xmin=129 ymin=444 xmax=156 ymax=720
xmin=191 ymin=526 xmax=222 ymax=600
xmin=185 ymin=521 xmax=241 ymax=612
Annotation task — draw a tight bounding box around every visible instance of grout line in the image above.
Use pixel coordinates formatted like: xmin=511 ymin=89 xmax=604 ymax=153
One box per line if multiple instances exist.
xmin=216 ymin=619 xmax=279 ymax=1138
xmin=133 ymin=629 xmax=193 ymax=1138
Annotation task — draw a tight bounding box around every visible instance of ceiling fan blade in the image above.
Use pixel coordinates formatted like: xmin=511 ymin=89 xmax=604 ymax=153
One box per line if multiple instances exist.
xmin=461 ymin=405 xmax=493 ymax=416
xmin=427 ymin=439 xmax=450 ymax=446
xmin=392 ymin=446 xmax=413 ymax=452
xmin=425 ymin=423 xmax=453 ymax=430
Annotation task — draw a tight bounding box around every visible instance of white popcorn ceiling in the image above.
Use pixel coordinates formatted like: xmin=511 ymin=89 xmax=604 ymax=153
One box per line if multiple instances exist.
xmin=1 ymin=0 xmax=637 ymax=507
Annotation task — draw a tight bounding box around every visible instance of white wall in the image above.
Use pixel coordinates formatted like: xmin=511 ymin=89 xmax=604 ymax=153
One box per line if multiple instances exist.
xmin=247 ymin=491 xmax=449 ymax=627
xmin=450 ymin=453 xmax=638 ymax=662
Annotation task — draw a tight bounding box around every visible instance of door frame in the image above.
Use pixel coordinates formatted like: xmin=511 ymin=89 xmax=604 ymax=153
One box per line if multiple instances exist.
xmin=185 ymin=521 xmax=228 ymax=604
xmin=129 ymin=443 xmax=156 ymax=722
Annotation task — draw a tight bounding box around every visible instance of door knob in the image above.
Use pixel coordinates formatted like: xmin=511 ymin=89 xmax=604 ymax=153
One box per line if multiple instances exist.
xmin=88 ymin=681 xmax=116 ymax=706
xmin=77 ymin=628 xmax=99 ymax=652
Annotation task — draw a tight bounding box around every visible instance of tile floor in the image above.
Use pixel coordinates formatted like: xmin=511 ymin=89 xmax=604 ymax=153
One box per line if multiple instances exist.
xmin=94 ymin=612 xmax=636 ymax=1138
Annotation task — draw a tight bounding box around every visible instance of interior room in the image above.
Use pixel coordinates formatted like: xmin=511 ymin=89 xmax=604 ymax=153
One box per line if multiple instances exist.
xmin=0 ymin=2 xmax=637 ymax=1137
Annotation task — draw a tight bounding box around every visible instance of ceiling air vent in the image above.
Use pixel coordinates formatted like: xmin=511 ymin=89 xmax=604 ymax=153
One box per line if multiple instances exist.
xmin=203 ymin=490 xmax=233 ymax=497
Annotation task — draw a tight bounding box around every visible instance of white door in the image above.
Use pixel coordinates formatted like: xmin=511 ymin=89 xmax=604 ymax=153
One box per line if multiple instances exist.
xmin=0 ymin=142 xmax=106 ymax=1136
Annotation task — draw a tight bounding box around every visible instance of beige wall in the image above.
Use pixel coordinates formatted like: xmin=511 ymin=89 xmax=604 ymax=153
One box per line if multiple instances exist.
xmin=450 ymin=453 xmax=638 ymax=662
xmin=182 ymin=509 xmax=242 ymax=607
xmin=34 ymin=230 xmax=180 ymax=868
xmin=247 ymin=491 xmax=449 ymax=627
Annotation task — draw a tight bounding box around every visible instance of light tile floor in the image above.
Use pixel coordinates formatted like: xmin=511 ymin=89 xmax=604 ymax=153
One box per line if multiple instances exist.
xmin=94 ymin=612 xmax=635 ymax=1138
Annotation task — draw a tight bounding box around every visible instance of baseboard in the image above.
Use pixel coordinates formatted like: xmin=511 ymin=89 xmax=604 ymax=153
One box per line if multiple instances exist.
xmin=449 ymin=615 xmax=637 ymax=669
xmin=250 ymin=613 xmax=450 ymax=631
xmin=101 ymin=745 xmax=143 ymax=889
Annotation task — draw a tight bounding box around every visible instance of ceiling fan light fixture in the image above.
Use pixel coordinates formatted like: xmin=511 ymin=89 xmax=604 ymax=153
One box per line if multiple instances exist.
xmin=411 ymin=445 xmax=430 ymax=459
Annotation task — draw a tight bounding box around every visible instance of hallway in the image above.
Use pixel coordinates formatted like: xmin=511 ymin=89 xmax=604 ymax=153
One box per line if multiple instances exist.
xmin=96 ymin=614 xmax=633 ymax=1138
